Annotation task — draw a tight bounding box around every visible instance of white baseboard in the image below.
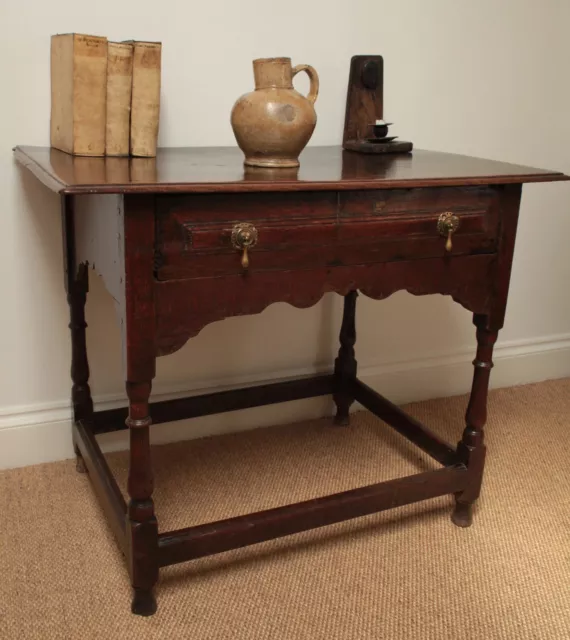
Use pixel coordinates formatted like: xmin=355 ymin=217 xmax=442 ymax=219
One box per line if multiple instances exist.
xmin=1 ymin=333 xmax=569 ymax=470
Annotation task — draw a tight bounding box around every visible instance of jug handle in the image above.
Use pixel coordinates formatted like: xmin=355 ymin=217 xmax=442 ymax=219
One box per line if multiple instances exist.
xmin=292 ymin=64 xmax=319 ymax=105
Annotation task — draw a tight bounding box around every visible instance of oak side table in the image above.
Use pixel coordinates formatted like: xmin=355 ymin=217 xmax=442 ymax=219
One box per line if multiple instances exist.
xmin=14 ymin=145 xmax=568 ymax=615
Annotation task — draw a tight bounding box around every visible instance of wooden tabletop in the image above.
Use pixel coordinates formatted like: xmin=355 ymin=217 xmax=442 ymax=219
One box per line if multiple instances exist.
xmin=14 ymin=145 xmax=569 ymax=195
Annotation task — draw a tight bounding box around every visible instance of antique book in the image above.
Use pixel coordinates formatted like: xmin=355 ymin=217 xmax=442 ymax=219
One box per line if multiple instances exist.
xmin=129 ymin=41 xmax=162 ymax=157
xmin=50 ymin=34 xmax=108 ymax=156
xmin=105 ymin=42 xmax=134 ymax=156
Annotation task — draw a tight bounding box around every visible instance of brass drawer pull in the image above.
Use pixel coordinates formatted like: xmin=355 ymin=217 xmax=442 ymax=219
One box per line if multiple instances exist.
xmin=231 ymin=222 xmax=258 ymax=269
xmin=437 ymin=212 xmax=460 ymax=252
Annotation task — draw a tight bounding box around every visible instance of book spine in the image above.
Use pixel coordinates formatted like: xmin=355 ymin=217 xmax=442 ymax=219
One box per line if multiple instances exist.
xmin=130 ymin=41 xmax=162 ymax=157
xmin=51 ymin=34 xmax=75 ymax=154
xmin=106 ymin=42 xmax=134 ymax=156
xmin=71 ymin=34 xmax=108 ymax=156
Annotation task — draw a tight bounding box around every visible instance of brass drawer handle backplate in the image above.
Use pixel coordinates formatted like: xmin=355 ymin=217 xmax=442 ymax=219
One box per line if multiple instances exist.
xmin=437 ymin=212 xmax=460 ymax=252
xmin=231 ymin=222 xmax=258 ymax=269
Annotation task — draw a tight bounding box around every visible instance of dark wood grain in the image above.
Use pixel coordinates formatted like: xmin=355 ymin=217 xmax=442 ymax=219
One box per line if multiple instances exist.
xmin=91 ymin=375 xmax=335 ymax=434
xmin=343 ymin=140 xmax=413 ymax=154
xmin=342 ymin=55 xmax=384 ymax=147
xmin=488 ymin=184 xmax=523 ymax=330
xmin=63 ymin=197 xmax=94 ymax=419
xmin=123 ymin=196 xmax=159 ymax=616
xmin=125 ymin=380 xmax=158 ymax=616
xmin=157 ymin=221 xmax=496 ymax=280
xmin=13 ymin=146 xmax=568 ymax=194
xmin=158 ymin=190 xmax=338 ymax=222
xmin=155 ymin=254 xmax=496 ymax=356
xmin=450 ymin=185 xmax=522 ymax=527
xmin=155 ymin=186 xmax=499 ymax=280
xmin=352 ymin=379 xmax=457 ymax=466
xmin=333 ymin=291 xmax=358 ymax=425
xmin=452 ymin=314 xmax=496 ymax=528
xmin=339 ymin=186 xmax=498 ymax=215
xmin=62 ymin=195 xmax=94 ymax=473
xmin=16 ymin=142 xmax=567 ymax=616
xmin=341 ymin=55 xmax=413 ymax=154
xmin=68 ymin=263 xmax=93 ymax=424
xmin=157 ymin=465 xmax=468 ymax=567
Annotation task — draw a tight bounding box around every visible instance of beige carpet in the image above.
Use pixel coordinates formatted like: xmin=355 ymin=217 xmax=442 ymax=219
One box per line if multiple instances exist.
xmin=1 ymin=379 xmax=569 ymax=639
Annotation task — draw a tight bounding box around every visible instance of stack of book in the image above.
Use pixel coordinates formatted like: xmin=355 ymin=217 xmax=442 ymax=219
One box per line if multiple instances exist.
xmin=50 ymin=33 xmax=162 ymax=157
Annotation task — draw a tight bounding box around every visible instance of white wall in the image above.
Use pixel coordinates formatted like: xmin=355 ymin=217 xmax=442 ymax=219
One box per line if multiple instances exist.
xmin=1 ymin=0 xmax=569 ymax=469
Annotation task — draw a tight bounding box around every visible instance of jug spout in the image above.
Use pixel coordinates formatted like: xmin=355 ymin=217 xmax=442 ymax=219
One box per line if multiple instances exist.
xmin=253 ymin=57 xmax=293 ymax=90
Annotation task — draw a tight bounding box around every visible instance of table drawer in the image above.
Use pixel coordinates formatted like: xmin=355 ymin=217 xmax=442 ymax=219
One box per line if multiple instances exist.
xmin=155 ymin=187 xmax=500 ymax=280
xmin=339 ymin=186 xmax=498 ymax=216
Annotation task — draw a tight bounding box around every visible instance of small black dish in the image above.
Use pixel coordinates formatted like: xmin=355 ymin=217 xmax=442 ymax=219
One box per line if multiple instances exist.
xmin=368 ymin=136 xmax=398 ymax=144
xmin=371 ymin=122 xmax=393 ymax=138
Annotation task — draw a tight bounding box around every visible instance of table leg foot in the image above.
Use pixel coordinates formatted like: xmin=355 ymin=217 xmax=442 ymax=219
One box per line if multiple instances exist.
xmin=333 ymin=410 xmax=351 ymax=426
xmin=75 ymin=451 xmax=87 ymax=474
xmin=451 ymin=500 xmax=473 ymax=528
xmin=131 ymin=588 xmax=157 ymax=616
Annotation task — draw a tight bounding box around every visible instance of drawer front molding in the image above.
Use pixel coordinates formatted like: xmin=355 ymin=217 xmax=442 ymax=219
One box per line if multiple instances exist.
xmin=155 ymin=186 xmax=500 ymax=280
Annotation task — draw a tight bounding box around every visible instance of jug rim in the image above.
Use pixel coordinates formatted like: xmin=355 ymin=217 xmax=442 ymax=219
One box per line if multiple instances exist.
xmin=253 ymin=57 xmax=291 ymax=65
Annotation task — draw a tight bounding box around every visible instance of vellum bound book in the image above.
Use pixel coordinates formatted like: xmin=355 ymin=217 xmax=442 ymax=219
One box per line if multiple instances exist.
xmin=105 ymin=42 xmax=134 ymax=156
xmin=50 ymin=34 xmax=108 ymax=156
xmin=129 ymin=41 xmax=162 ymax=157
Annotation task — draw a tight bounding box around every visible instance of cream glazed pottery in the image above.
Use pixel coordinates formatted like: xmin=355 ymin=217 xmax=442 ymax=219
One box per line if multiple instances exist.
xmin=231 ymin=57 xmax=319 ymax=168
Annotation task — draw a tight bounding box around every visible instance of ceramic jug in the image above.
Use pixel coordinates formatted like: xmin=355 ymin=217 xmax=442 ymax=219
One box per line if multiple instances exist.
xmin=231 ymin=57 xmax=319 ymax=168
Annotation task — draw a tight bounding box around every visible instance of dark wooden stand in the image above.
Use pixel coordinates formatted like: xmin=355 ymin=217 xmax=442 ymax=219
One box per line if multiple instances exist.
xmin=342 ymin=55 xmax=413 ymax=154
xmin=14 ymin=145 xmax=567 ymax=615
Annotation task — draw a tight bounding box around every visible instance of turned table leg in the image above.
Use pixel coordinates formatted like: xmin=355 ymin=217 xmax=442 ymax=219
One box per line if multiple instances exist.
xmin=121 ymin=194 xmax=159 ymax=614
xmin=126 ymin=380 xmax=159 ymax=615
xmin=333 ymin=291 xmax=358 ymax=426
xmin=68 ymin=264 xmax=93 ymax=474
xmin=452 ymin=314 xmax=497 ymax=527
xmin=62 ymin=195 xmax=93 ymax=473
